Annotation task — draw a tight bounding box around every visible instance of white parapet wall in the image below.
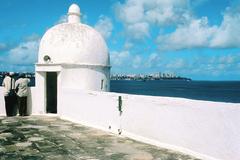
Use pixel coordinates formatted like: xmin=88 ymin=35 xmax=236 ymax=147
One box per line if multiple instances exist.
xmin=0 ymin=86 xmax=240 ymax=160
xmin=58 ymin=88 xmax=240 ymax=160
xmin=0 ymin=87 xmax=5 ymax=115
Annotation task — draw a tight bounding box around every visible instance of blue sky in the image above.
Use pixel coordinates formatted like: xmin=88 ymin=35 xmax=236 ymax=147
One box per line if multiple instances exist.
xmin=0 ymin=0 xmax=240 ymax=80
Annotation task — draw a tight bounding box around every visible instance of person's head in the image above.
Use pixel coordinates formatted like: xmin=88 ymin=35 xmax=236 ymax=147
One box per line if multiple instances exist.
xmin=9 ymin=72 xmax=14 ymax=77
xmin=5 ymin=72 xmax=9 ymax=77
xmin=19 ymin=73 xmax=25 ymax=78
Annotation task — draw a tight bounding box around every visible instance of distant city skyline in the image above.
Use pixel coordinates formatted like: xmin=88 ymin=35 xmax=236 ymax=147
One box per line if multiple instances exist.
xmin=0 ymin=0 xmax=240 ymax=80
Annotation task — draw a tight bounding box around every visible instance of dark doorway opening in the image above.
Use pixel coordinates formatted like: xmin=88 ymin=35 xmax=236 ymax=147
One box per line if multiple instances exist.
xmin=46 ymin=72 xmax=57 ymax=113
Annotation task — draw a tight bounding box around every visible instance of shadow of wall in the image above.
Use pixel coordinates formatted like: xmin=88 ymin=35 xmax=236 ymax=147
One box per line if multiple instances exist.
xmin=27 ymin=87 xmax=33 ymax=115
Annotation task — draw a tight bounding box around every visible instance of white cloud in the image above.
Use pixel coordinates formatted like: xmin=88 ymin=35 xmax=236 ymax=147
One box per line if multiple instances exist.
xmin=145 ymin=1 xmax=190 ymax=26
xmin=115 ymin=0 xmax=240 ymax=50
xmin=126 ymin=22 xmax=149 ymax=40
xmin=110 ymin=50 xmax=145 ymax=70
xmin=156 ymin=5 xmax=240 ymax=50
xmin=111 ymin=51 xmax=163 ymax=70
xmin=157 ymin=17 xmax=217 ymax=50
xmin=210 ymin=10 xmax=240 ymax=48
xmin=132 ymin=55 xmax=142 ymax=68
xmin=218 ymin=55 xmax=235 ymax=64
xmin=110 ymin=50 xmax=130 ymax=66
xmin=186 ymin=53 xmax=240 ymax=75
xmin=114 ymin=0 xmax=190 ymax=40
xmin=115 ymin=0 xmax=144 ymax=24
xmin=145 ymin=6 xmax=175 ymax=25
xmin=0 ymin=35 xmax=40 ymax=72
xmin=145 ymin=53 xmax=161 ymax=68
xmin=56 ymin=15 xmax=68 ymax=24
xmin=166 ymin=59 xmax=185 ymax=69
xmin=94 ymin=16 xmax=113 ymax=40
xmin=8 ymin=37 xmax=40 ymax=65
xmin=59 ymin=15 xmax=67 ymax=23
xmin=115 ymin=0 xmax=189 ymax=26
xmin=124 ymin=41 xmax=134 ymax=49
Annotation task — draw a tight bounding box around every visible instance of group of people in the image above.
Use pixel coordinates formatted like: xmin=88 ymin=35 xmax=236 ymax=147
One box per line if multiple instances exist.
xmin=2 ymin=72 xmax=30 ymax=116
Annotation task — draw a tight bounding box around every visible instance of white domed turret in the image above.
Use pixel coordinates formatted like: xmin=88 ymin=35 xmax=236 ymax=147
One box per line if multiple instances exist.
xmin=38 ymin=3 xmax=109 ymax=66
xmin=37 ymin=4 xmax=110 ymax=91
xmin=38 ymin=3 xmax=110 ymax=67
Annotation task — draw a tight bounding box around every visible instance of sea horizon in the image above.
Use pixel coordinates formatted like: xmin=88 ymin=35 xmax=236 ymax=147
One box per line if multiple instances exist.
xmin=110 ymin=80 xmax=240 ymax=103
xmin=0 ymin=77 xmax=239 ymax=103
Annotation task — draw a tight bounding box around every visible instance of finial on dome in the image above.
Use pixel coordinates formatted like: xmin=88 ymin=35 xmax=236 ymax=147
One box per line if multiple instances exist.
xmin=68 ymin=4 xmax=80 ymax=23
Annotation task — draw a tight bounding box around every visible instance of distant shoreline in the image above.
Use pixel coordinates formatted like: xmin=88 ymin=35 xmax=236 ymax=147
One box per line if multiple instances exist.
xmin=111 ymin=78 xmax=192 ymax=81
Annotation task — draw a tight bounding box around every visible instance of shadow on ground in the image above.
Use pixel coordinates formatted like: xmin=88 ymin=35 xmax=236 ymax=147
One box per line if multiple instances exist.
xmin=0 ymin=116 xmax=200 ymax=160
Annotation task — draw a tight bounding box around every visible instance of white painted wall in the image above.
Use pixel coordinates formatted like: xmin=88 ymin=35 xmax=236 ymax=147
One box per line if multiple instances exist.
xmin=58 ymin=88 xmax=120 ymax=132
xmin=61 ymin=66 xmax=110 ymax=91
xmin=0 ymin=88 xmax=5 ymax=115
xmin=120 ymin=95 xmax=240 ymax=160
xmin=33 ymin=72 xmax=46 ymax=114
xmin=58 ymin=89 xmax=240 ymax=160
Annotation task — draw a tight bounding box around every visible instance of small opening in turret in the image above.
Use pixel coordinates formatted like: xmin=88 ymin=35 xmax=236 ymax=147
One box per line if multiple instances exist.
xmin=101 ymin=79 xmax=104 ymax=90
xmin=43 ymin=55 xmax=51 ymax=63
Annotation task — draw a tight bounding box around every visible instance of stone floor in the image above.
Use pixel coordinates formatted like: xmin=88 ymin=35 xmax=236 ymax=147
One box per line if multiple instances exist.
xmin=0 ymin=115 xmax=201 ymax=160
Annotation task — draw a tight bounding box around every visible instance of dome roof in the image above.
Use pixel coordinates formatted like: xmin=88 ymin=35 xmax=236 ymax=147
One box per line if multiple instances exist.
xmin=38 ymin=4 xmax=109 ymax=66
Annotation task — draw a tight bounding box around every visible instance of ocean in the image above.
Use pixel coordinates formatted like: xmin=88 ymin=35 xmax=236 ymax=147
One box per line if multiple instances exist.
xmin=1 ymin=77 xmax=239 ymax=103
xmin=110 ymin=80 xmax=240 ymax=103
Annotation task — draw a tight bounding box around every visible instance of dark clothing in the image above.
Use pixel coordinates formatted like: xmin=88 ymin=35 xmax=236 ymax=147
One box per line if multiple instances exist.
xmin=2 ymin=75 xmax=17 ymax=117
xmin=4 ymin=96 xmax=17 ymax=116
xmin=17 ymin=96 xmax=28 ymax=116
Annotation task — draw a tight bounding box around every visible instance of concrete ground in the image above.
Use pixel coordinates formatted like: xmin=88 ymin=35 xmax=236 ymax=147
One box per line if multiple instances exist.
xmin=0 ymin=115 xmax=201 ymax=160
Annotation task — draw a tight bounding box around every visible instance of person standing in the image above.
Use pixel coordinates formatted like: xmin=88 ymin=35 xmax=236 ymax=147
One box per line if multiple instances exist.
xmin=2 ymin=72 xmax=17 ymax=116
xmin=15 ymin=73 xmax=30 ymax=116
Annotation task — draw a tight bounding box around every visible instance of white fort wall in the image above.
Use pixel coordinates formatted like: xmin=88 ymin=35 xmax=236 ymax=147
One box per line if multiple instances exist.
xmin=0 ymin=88 xmax=5 ymax=114
xmin=0 ymin=87 xmax=240 ymax=160
xmin=60 ymin=65 xmax=110 ymax=91
xmin=57 ymin=89 xmax=240 ymax=160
